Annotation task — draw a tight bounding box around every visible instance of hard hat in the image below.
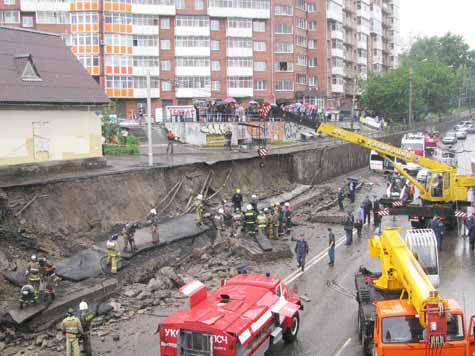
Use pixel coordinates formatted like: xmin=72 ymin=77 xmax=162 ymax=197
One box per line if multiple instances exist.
xmin=111 ymin=233 xmax=119 ymax=240
xmin=67 ymin=308 xmax=75 ymax=316
xmin=285 ymin=202 xmax=290 ymax=207
xmin=218 ymin=208 xmax=224 ymax=214
xmin=31 ymin=255 xmax=37 ymax=261
xmin=150 ymin=208 xmax=157 ymax=215
xmin=197 ymin=194 xmax=203 ymax=200
xmin=264 ymin=208 xmax=269 ymax=212
xmin=79 ymin=301 xmax=88 ymax=311
xmin=236 ymin=188 xmax=241 ymax=194
xmin=252 ymin=194 xmax=257 ymax=199
xmin=246 ymin=204 xmax=253 ymax=211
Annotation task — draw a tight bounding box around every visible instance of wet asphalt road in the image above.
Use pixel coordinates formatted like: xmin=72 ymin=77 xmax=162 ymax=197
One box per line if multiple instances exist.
xmin=268 ymin=133 xmax=475 ymax=356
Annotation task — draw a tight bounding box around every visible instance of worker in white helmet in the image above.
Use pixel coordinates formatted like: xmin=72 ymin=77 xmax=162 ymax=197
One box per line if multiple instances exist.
xmin=213 ymin=208 xmax=225 ymax=242
xmin=78 ymin=300 xmax=94 ymax=356
xmin=149 ymin=208 xmax=160 ymax=245
xmin=195 ymin=194 xmax=205 ymax=225
xmin=26 ymin=255 xmax=41 ymax=298
xmin=251 ymin=194 xmax=258 ymax=212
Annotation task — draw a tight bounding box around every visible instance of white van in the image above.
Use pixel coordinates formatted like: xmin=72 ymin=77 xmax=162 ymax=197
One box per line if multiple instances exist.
xmin=369 ymin=150 xmax=393 ymax=173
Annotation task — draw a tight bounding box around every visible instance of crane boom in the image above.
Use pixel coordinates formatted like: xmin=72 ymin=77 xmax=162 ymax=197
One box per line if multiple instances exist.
xmin=369 ymin=228 xmax=448 ymax=328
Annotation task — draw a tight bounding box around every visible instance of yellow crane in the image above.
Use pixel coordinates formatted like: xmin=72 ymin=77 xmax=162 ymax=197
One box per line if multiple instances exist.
xmin=356 ymin=228 xmax=474 ymax=355
xmin=316 ymin=122 xmax=475 ymax=203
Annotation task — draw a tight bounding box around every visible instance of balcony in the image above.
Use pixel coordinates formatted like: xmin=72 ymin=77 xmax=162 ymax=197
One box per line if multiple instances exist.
xmin=332 ymin=83 xmax=344 ymax=93
xmin=357 ymin=56 xmax=367 ymax=65
xmin=175 ymin=46 xmax=210 ymax=57
xmin=331 ymin=29 xmax=344 ymax=41
xmin=227 ymin=27 xmax=252 ymax=38
xmin=132 ymin=46 xmax=159 ymax=56
xmin=227 ymin=87 xmax=253 ymax=97
xmin=332 ymin=66 xmax=344 ymax=76
xmin=132 ymin=66 xmax=160 ymax=76
xmin=327 ymin=2 xmax=343 ymax=22
xmin=21 ymin=0 xmax=69 ymax=11
xmin=358 ymin=23 xmax=370 ymax=35
xmin=175 ymin=66 xmax=210 ymax=76
xmin=131 ymin=3 xmax=175 ymax=15
xmin=176 ymin=87 xmax=211 ymax=98
xmin=133 ymin=88 xmax=160 ymax=98
xmin=174 ymin=26 xmax=210 ymax=37
xmin=357 ymin=39 xmax=367 ymax=49
xmin=227 ymin=66 xmax=253 ymax=76
xmin=132 ymin=25 xmax=159 ymax=35
xmin=357 ymin=7 xmax=371 ymax=20
xmin=331 ymin=47 xmax=344 ymax=58
xmin=372 ymin=55 xmax=383 ymax=65
xmin=227 ymin=47 xmax=252 ymax=57
xmin=208 ymin=7 xmax=270 ymax=19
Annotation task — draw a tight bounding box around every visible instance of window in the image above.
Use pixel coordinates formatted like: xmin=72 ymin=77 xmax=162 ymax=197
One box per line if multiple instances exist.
xmin=307 ymin=2 xmax=316 ymax=12
xmin=382 ymin=317 xmax=423 ymax=344
xmin=161 ymin=60 xmax=171 ymax=71
xmin=295 ymin=17 xmax=307 ymax=30
xmin=78 ymin=12 xmax=102 ymax=25
xmin=208 ymin=0 xmax=270 ymax=10
xmin=0 ymin=10 xmax=20 ymax=24
xmin=132 ymin=56 xmax=159 ymax=67
xmin=104 ymin=55 xmax=132 ymax=68
xmin=295 ymin=0 xmax=306 ymax=11
xmin=211 ymin=60 xmax=220 ymax=71
xmin=37 ymin=11 xmax=70 ymax=24
xmin=227 ymin=37 xmax=252 ymax=48
xmin=105 ymin=76 xmax=133 ymax=90
xmin=212 ymin=80 xmax=221 ymax=91
xmin=72 ymin=32 xmax=101 ymax=46
xmin=332 ymin=57 xmax=344 ymax=67
xmin=175 ymin=0 xmax=185 ymax=8
xmin=296 ymin=74 xmax=307 ymax=85
xmin=309 ymin=76 xmax=317 ymax=87
xmin=210 ymin=19 xmax=220 ymax=30
xmin=274 ymin=4 xmax=292 ymax=16
xmin=161 ymin=80 xmax=172 ymax=91
xmin=308 ymin=21 xmax=316 ymax=31
xmin=160 ymin=17 xmax=170 ymax=29
xmin=273 ymin=41 xmax=292 ymax=53
xmin=175 ymin=36 xmax=210 ymax=48
xmin=296 ymin=35 xmax=307 ymax=48
xmin=275 ymin=80 xmax=293 ymax=91
xmin=131 ymin=77 xmax=160 ymax=89
xmin=253 ymin=41 xmax=266 ymax=52
xmin=254 ymin=80 xmax=267 ymax=90
xmin=308 ymin=39 xmax=317 ymax=49
xmin=78 ymin=55 xmax=101 ymax=68
xmin=227 ymin=57 xmax=252 ymax=67
xmin=296 ymin=55 xmax=307 ymax=66
xmin=22 ymin=16 xmax=33 ymax=27
xmin=227 ymin=18 xmax=252 ymax=29
xmin=331 ymin=39 xmax=343 ymax=49
xmin=227 ymin=76 xmax=252 ymax=88
xmin=211 ymin=40 xmax=220 ymax=51
xmin=175 ymin=76 xmax=211 ymax=89
xmin=3 ymin=0 xmax=15 ymax=4
xmin=254 ymin=60 xmax=266 ymax=71
xmin=160 ymin=39 xmax=170 ymax=49
xmin=274 ymin=23 xmax=292 ymax=34
xmin=133 ymin=14 xmax=159 ymax=26
xmin=275 ymin=61 xmax=293 ymax=72
xmin=176 ymin=57 xmax=210 ymax=67
xmin=132 ymin=35 xmax=158 ymax=47
xmin=253 ymin=20 xmax=265 ymax=32
xmin=195 ymin=0 xmax=204 ymax=9
xmin=175 ymin=15 xmax=209 ymax=27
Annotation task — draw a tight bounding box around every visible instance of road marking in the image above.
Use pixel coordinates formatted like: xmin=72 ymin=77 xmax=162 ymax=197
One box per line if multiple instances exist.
xmin=334 ymin=337 xmax=352 ymax=356
xmin=282 ymin=235 xmax=347 ymax=285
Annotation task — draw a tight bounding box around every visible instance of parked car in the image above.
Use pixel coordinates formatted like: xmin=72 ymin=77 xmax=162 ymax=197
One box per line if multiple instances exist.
xmin=455 ymin=129 xmax=467 ymax=139
xmin=432 ymin=148 xmax=457 ymax=167
xmin=465 ymin=124 xmax=475 ymax=133
xmin=442 ymin=132 xmax=457 ymax=145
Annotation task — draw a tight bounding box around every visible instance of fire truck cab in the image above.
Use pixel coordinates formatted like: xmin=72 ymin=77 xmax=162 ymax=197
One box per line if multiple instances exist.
xmin=159 ymin=274 xmax=303 ymax=356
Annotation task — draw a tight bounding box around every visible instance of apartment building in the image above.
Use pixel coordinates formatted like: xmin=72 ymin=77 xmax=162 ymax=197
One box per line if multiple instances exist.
xmin=326 ymin=0 xmax=399 ymax=109
xmin=0 ymin=0 xmax=398 ymax=115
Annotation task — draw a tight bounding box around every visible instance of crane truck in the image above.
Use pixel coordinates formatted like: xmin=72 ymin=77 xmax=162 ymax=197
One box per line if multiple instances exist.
xmin=355 ymin=227 xmax=475 ymax=356
xmin=316 ymin=123 xmax=475 ymax=227
xmin=158 ymin=273 xmax=303 ymax=356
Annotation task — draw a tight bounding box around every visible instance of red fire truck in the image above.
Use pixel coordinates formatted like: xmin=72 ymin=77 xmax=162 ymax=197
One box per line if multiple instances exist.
xmin=158 ymin=273 xmax=303 ymax=355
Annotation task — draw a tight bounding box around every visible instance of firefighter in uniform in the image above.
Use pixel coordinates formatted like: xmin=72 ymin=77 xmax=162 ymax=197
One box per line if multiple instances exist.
xmin=79 ymin=301 xmax=94 ymax=356
xmin=26 ymin=255 xmax=41 ymax=299
xmin=250 ymin=194 xmax=258 ymax=212
xmin=278 ymin=202 xmax=286 ymax=236
xmin=61 ymin=309 xmax=83 ymax=356
xmin=264 ymin=208 xmax=274 ymax=239
xmin=244 ymin=204 xmax=257 ymax=236
xmin=195 ymin=194 xmax=204 ymax=225
xmin=232 ymin=188 xmax=243 ymax=212
xmin=284 ymin=202 xmax=293 ymax=232
xmin=256 ymin=210 xmax=267 ymax=239
xmin=122 ymin=222 xmax=138 ymax=253
xmin=106 ymin=233 xmax=120 ymax=274
xmin=272 ymin=203 xmax=280 ymax=239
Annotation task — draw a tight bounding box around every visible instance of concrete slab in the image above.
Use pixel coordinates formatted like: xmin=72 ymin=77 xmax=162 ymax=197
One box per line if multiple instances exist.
xmin=255 ymin=234 xmax=273 ymax=251
xmin=56 ymin=249 xmax=103 ymax=281
xmin=3 ymin=271 xmax=27 ymax=287
xmin=8 ymin=303 xmax=49 ymax=325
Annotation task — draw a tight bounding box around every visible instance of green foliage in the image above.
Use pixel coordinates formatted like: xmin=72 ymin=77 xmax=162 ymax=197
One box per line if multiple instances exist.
xmin=103 ymin=144 xmax=139 ymax=155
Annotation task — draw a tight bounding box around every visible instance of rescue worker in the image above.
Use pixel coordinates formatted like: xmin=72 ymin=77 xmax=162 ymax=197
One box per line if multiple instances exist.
xmin=149 ymin=208 xmax=160 ymax=245
xmin=250 ymin=194 xmax=258 ymax=212
xmin=343 ymin=211 xmax=354 ymax=245
xmin=213 ymin=208 xmax=225 ymax=242
xmin=26 ymin=255 xmax=41 ymax=299
xmin=166 ymin=130 xmax=176 ymax=155
xmin=328 ymin=227 xmax=336 ymax=267
xmin=284 ymin=202 xmax=293 ymax=231
xmin=295 ymin=234 xmax=309 ymax=271
xmin=256 ymin=210 xmax=267 ymax=239
xmin=195 ymin=194 xmax=204 ymax=225
xmin=232 ymin=189 xmax=243 ymax=212
xmin=373 ymin=196 xmax=382 ymax=234
xmin=122 ymin=222 xmax=138 ymax=253
xmin=272 ymin=202 xmax=280 ymax=238
xmin=231 ymin=207 xmax=243 ymax=238
xmin=431 ymin=216 xmax=445 ymax=251
xmin=362 ymin=196 xmax=372 ymax=225
xmin=79 ymin=301 xmax=94 ymax=356
xmin=348 ymin=180 xmax=357 ymax=203
xmin=278 ymin=202 xmax=285 ymax=236
xmin=106 ymin=233 xmax=120 ymax=274
xmin=467 ymin=212 xmax=475 ymax=253
xmin=244 ymin=204 xmax=257 ymax=236
xmin=61 ymin=309 xmax=83 ymax=356
xmin=337 ymin=187 xmax=345 ymax=211
xmin=264 ymin=208 xmax=274 ymax=239
xmin=355 ymin=205 xmax=364 ymax=239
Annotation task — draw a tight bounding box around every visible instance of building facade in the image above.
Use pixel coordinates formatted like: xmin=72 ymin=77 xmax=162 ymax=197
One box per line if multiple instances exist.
xmin=0 ymin=0 xmax=399 ymax=116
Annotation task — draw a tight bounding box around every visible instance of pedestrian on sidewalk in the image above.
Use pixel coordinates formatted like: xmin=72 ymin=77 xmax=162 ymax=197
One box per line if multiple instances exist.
xmin=467 ymin=212 xmax=475 ymax=253
xmin=337 ymin=187 xmax=345 ymax=211
xmin=343 ymin=211 xmax=354 ymax=245
xmin=295 ymin=234 xmax=309 ymax=271
xmin=328 ymin=228 xmax=335 ymax=267
xmin=362 ymin=196 xmax=373 ymax=225
xmin=149 ymin=208 xmax=160 ymax=245
xmin=166 ymin=130 xmax=176 ymax=155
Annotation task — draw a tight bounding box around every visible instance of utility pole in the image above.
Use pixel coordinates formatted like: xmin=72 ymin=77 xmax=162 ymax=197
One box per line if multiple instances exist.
xmin=146 ymin=71 xmax=153 ymax=167
xmin=408 ymin=66 xmax=413 ymax=128
xmin=350 ymin=76 xmax=357 ymax=130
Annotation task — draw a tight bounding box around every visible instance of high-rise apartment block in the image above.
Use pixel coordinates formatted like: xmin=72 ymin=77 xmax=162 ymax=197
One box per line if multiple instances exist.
xmin=0 ymin=0 xmax=399 ymax=116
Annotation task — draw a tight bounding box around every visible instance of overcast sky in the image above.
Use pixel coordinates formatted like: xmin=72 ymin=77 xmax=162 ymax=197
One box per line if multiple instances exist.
xmin=399 ymin=0 xmax=475 ymax=51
